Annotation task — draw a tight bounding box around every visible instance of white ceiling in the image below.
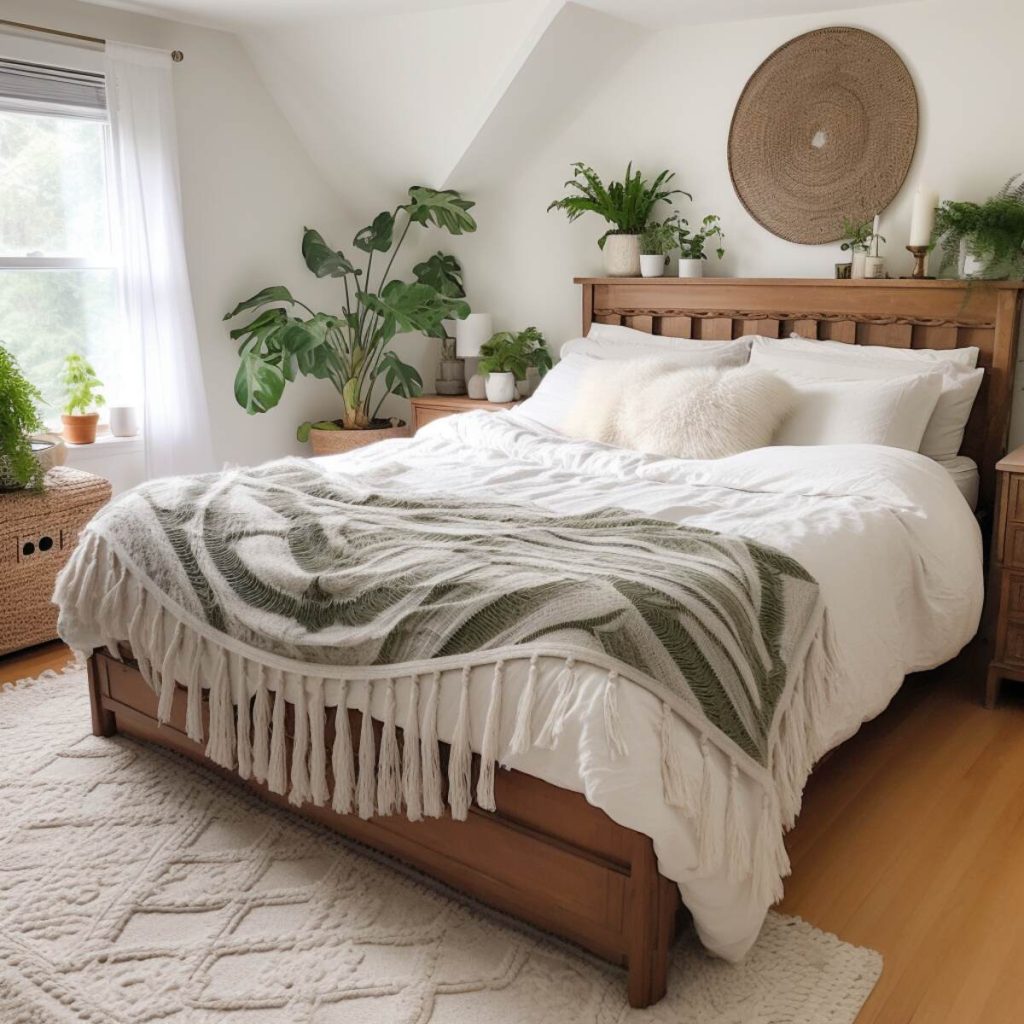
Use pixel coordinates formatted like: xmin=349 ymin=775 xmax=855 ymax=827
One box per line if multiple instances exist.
xmin=76 ymin=0 xmax=917 ymax=31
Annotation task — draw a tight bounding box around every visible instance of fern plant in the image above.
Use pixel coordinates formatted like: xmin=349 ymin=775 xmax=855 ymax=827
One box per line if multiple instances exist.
xmin=60 ymin=353 xmax=105 ymax=416
xmin=932 ymin=174 xmax=1024 ymax=279
xmin=0 ymin=344 xmax=45 ymax=491
xmin=547 ymin=163 xmax=687 ymax=248
xmin=477 ymin=327 xmax=553 ymax=380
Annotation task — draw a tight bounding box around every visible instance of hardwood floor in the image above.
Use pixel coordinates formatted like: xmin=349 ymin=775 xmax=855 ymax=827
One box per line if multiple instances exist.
xmin=1 ymin=639 xmax=1022 ymax=1021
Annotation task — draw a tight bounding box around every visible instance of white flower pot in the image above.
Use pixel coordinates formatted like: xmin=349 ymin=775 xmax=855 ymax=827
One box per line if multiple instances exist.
xmin=677 ymin=258 xmax=704 ymax=279
xmin=640 ymin=254 xmax=666 ymax=278
xmin=603 ymin=234 xmax=641 ymax=276
xmin=484 ymin=372 xmax=517 ymax=403
xmin=109 ymin=406 xmax=140 ymax=437
xmin=960 ymin=238 xmax=988 ymax=279
xmin=850 ymin=251 xmax=867 ymax=279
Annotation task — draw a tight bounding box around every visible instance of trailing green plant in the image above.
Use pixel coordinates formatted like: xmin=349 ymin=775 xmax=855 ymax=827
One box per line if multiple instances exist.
xmin=839 ymin=218 xmax=884 ymax=256
xmin=60 ymin=353 xmax=105 ymax=416
xmin=677 ymin=214 xmax=725 ymax=261
xmin=0 ymin=344 xmax=46 ymax=491
xmin=477 ymin=327 xmax=553 ymax=380
xmin=640 ymin=217 xmax=680 ymax=256
xmin=547 ymin=163 xmax=688 ymax=248
xmin=224 ymin=187 xmax=476 ymax=438
xmin=932 ymin=174 xmax=1024 ymax=279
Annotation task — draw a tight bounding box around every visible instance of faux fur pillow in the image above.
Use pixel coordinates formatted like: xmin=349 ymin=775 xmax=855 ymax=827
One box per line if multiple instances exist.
xmin=564 ymin=360 xmax=795 ymax=459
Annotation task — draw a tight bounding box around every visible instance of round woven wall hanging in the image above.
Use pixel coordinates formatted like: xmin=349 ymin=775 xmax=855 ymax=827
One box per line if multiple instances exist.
xmin=728 ymin=27 xmax=918 ymax=244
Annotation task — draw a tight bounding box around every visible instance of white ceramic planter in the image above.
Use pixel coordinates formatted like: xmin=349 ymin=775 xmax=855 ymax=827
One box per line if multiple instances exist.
xmin=485 ymin=372 xmax=516 ymax=403
xmin=109 ymin=406 xmax=140 ymax=437
xmin=863 ymin=255 xmax=886 ymax=279
xmin=603 ymin=234 xmax=641 ymax=276
xmin=960 ymin=239 xmax=988 ymax=279
xmin=677 ymin=258 xmax=704 ymax=279
xmin=850 ymin=251 xmax=867 ymax=279
xmin=640 ymin=254 xmax=666 ymax=278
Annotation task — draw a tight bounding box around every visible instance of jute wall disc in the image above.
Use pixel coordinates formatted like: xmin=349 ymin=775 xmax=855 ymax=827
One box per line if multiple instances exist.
xmin=728 ymin=27 xmax=918 ymax=244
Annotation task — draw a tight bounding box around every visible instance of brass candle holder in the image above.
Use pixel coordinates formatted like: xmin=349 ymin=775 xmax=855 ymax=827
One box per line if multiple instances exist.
xmin=904 ymin=245 xmax=932 ymax=279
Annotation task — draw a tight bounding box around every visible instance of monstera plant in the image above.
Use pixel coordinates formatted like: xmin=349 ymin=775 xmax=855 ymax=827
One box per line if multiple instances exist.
xmin=225 ymin=187 xmax=475 ymax=449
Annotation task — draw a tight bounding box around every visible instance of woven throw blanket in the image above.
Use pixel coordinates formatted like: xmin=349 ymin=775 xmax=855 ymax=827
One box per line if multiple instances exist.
xmin=55 ymin=458 xmax=840 ymax=907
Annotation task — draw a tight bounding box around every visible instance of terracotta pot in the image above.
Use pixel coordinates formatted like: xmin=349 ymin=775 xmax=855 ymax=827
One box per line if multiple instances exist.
xmin=308 ymin=421 xmax=409 ymax=456
xmin=61 ymin=413 xmax=99 ymax=445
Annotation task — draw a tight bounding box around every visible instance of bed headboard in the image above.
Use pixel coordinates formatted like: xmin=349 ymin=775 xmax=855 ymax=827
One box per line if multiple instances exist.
xmin=575 ymin=276 xmax=1024 ymax=512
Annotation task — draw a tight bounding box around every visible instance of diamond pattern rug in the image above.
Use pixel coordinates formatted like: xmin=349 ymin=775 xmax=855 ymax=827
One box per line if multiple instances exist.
xmin=0 ymin=667 xmax=881 ymax=1023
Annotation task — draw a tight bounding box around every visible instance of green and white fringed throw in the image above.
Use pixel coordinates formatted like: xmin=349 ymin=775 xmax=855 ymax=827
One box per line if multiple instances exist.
xmin=55 ymin=458 xmax=841 ymax=906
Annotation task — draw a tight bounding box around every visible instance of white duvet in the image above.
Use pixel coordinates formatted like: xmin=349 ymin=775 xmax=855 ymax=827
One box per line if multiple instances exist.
xmin=314 ymin=409 xmax=983 ymax=959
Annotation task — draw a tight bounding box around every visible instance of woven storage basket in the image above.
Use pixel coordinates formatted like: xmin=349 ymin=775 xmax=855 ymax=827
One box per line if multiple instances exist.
xmin=0 ymin=467 xmax=111 ymax=656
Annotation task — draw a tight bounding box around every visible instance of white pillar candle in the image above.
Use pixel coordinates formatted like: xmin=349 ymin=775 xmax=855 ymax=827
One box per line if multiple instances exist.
xmin=909 ymin=186 xmax=938 ymax=247
xmin=871 ymin=214 xmax=881 ymax=256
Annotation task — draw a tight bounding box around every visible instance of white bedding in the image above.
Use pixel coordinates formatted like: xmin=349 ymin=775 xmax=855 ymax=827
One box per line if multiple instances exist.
xmin=315 ymin=410 xmax=983 ymax=959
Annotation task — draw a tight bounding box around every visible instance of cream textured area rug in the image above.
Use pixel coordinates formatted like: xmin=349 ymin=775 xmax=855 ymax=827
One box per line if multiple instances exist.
xmin=0 ymin=668 xmax=881 ymax=1024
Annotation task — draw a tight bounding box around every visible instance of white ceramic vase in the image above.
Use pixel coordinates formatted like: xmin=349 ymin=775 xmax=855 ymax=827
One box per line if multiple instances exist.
xmin=677 ymin=258 xmax=704 ymax=279
xmin=960 ymin=238 xmax=987 ymax=279
xmin=850 ymin=251 xmax=867 ymax=279
xmin=603 ymin=234 xmax=641 ymax=276
xmin=484 ymin=372 xmax=516 ymax=403
xmin=467 ymin=373 xmax=487 ymax=400
xmin=639 ymin=254 xmax=666 ymax=278
xmin=109 ymin=406 xmax=140 ymax=437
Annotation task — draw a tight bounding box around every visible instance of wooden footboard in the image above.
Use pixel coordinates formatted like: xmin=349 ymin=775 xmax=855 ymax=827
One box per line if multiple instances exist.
xmin=87 ymin=651 xmax=681 ymax=1008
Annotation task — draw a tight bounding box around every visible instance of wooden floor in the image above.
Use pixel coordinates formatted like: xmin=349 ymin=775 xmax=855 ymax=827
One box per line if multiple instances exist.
xmin=2 ymin=639 xmax=1023 ymax=1021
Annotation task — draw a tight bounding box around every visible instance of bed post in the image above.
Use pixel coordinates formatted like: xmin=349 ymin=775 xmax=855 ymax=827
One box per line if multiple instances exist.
xmin=87 ymin=653 xmax=117 ymax=737
xmin=625 ymin=834 xmax=679 ymax=1007
xmin=581 ymin=280 xmax=594 ymax=335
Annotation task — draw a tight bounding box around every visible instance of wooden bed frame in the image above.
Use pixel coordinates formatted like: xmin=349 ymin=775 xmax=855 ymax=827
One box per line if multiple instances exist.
xmin=87 ymin=277 xmax=1023 ymax=1008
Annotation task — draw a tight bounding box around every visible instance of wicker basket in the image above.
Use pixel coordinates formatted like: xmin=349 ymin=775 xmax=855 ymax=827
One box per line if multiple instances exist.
xmin=0 ymin=467 xmax=111 ymax=656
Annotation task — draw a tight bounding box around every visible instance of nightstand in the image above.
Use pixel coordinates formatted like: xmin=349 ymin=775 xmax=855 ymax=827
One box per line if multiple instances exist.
xmin=986 ymin=445 xmax=1024 ymax=706
xmin=409 ymin=394 xmax=520 ymax=435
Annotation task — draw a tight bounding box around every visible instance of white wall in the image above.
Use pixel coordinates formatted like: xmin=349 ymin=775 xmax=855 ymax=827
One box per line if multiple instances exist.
xmin=2 ymin=0 xmax=352 ymax=472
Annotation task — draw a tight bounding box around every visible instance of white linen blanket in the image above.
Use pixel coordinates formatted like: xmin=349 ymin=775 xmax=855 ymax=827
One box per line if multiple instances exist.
xmin=55 ymin=411 xmax=983 ymax=959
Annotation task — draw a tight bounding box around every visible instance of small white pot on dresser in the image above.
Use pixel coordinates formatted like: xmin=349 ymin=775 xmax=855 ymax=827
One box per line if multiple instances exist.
xmin=484 ymin=372 xmax=516 ymax=403
xmin=603 ymin=234 xmax=641 ymax=276
xmin=639 ymin=254 xmax=666 ymax=278
xmin=677 ymin=258 xmax=704 ymax=278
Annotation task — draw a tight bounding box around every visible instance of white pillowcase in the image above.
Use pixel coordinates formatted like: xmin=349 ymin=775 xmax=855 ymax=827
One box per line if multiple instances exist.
xmin=519 ymin=344 xmax=750 ymax=434
xmin=563 ymin=360 xmax=795 ymax=460
xmin=569 ymin=324 xmax=753 ymax=364
xmin=774 ymin=373 xmax=944 ymax=450
xmin=750 ymin=337 xmax=983 ymax=460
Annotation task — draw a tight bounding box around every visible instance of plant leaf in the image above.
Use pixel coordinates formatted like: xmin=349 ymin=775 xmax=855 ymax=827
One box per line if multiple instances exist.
xmin=379 ymin=351 xmax=423 ymax=398
xmin=403 ymin=187 xmax=477 ymax=234
xmin=412 ymin=252 xmax=465 ymax=297
xmin=354 ymin=211 xmax=395 ymax=253
xmin=234 ymin=352 xmax=285 ymax=414
xmin=302 ymin=227 xmax=361 ymax=278
xmin=296 ymin=420 xmax=340 ymax=443
xmin=229 ymin=306 xmax=287 ymax=342
xmin=358 ymin=280 xmax=470 ymax=338
xmin=224 ymin=285 xmax=296 ymax=321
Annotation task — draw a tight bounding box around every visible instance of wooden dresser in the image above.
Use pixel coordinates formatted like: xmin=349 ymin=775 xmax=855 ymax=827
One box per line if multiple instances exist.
xmin=987 ymin=445 xmax=1024 ymax=705
xmin=409 ymin=394 xmax=520 ymax=434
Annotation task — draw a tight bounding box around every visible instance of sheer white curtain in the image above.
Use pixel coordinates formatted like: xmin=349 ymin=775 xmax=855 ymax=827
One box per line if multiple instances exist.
xmin=104 ymin=42 xmax=214 ymax=478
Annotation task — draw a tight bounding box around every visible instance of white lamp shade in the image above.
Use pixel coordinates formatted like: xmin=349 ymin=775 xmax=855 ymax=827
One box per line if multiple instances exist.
xmin=455 ymin=313 xmax=493 ymax=358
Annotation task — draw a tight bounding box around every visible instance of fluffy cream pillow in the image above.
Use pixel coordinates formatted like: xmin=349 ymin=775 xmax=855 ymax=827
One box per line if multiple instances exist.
xmin=565 ymin=360 xmax=795 ymax=459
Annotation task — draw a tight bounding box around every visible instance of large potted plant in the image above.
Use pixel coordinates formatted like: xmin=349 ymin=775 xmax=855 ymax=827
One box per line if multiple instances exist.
xmin=677 ymin=214 xmax=726 ymax=278
xmin=0 ymin=344 xmax=61 ymax=491
xmin=60 ymin=353 xmax=105 ymax=445
xmin=477 ymin=327 xmax=552 ymax=403
xmin=932 ymin=175 xmax=1024 ymax=280
xmin=547 ymin=163 xmax=685 ymax=277
xmin=225 ymin=186 xmax=475 ymax=455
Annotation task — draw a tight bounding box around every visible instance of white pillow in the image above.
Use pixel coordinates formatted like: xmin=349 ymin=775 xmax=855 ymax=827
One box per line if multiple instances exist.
xmin=750 ymin=338 xmax=983 ymax=460
xmin=564 ymin=360 xmax=795 ymax=459
xmin=785 ymin=333 xmax=979 ymax=368
xmin=773 ymin=373 xmax=944 ymax=450
xmin=519 ymin=344 xmax=750 ymax=434
xmin=570 ymin=324 xmax=753 ymax=364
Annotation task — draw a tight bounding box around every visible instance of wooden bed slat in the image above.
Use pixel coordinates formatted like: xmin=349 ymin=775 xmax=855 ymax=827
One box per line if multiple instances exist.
xmin=822 ymin=319 xmax=857 ymax=343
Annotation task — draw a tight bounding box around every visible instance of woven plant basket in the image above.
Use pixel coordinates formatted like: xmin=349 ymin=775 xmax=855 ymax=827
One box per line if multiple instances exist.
xmin=308 ymin=423 xmax=409 ymax=456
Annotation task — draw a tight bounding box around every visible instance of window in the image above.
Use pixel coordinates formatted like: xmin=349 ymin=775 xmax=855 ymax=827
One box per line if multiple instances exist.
xmin=0 ymin=60 xmax=131 ymax=420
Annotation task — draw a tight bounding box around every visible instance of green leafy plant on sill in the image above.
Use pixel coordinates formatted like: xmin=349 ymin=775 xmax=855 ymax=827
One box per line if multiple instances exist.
xmin=640 ymin=217 xmax=681 ymax=256
xmin=839 ymin=218 xmax=884 ymax=257
xmin=932 ymin=174 xmax=1024 ymax=279
xmin=61 ymin=353 xmax=105 ymax=415
xmin=0 ymin=344 xmax=45 ymax=491
xmin=224 ymin=187 xmax=476 ymax=438
xmin=677 ymin=214 xmax=726 ymax=261
xmin=547 ymin=162 xmax=688 ymax=248
xmin=477 ymin=327 xmax=553 ymax=380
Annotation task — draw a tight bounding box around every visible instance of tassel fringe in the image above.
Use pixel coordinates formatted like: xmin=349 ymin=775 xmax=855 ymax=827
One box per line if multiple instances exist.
xmin=421 ymin=672 xmax=443 ymax=818
xmin=449 ymin=667 xmax=472 ymax=821
xmin=331 ymin=681 xmax=354 ymax=815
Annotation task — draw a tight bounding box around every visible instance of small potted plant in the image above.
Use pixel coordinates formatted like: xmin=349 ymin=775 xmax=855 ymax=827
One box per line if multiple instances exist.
xmin=932 ymin=174 xmax=1024 ymax=280
xmin=838 ymin=219 xmax=878 ymax=279
xmin=548 ymin=162 xmax=687 ymax=276
xmin=477 ymin=327 xmax=552 ymax=403
xmin=0 ymin=344 xmax=55 ymax=491
xmin=677 ymin=214 xmax=725 ymax=278
xmin=639 ymin=218 xmax=679 ymax=278
xmin=60 ymin=353 xmax=105 ymax=445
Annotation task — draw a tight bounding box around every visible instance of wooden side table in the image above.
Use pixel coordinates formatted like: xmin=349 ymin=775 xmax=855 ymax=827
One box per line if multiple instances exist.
xmin=409 ymin=394 xmax=520 ymax=435
xmin=986 ymin=445 xmax=1024 ymax=705
xmin=0 ymin=467 xmax=111 ymax=656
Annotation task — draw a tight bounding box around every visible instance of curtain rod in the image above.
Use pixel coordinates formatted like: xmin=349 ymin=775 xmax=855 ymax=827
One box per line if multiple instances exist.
xmin=0 ymin=18 xmax=184 ymax=62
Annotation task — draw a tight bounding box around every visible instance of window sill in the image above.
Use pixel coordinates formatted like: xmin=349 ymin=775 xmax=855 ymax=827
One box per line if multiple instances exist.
xmin=61 ymin=431 xmax=144 ymax=454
